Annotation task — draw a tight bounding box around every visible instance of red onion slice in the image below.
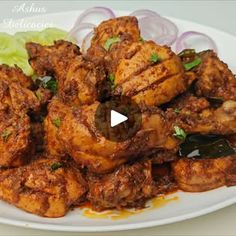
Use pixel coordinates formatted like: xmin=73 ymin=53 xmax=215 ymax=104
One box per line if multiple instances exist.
xmin=129 ymin=9 xmax=160 ymax=19
xmin=138 ymin=16 xmax=178 ymax=46
xmin=175 ymin=31 xmax=217 ymax=53
xmin=68 ymin=23 xmax=95 ymax=47
xmin=81 ymin=31 xmax=94 ymax=53
xmin=73 ymin=7 xmax=115 ymax=26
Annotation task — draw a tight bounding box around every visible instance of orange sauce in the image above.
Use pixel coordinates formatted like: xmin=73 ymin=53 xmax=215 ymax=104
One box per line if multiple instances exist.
xmin=82 ymin=195 xmax=178 ymax=220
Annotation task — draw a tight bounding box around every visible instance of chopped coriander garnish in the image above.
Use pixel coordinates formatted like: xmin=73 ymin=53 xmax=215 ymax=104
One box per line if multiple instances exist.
xmin=109 ymin=74 xmax=116 ymax=90
xmin=43 ymin=80 xmax=57 ymax=94
xmin=50 ymin=162 xmax=63 ymax=171
xmin=52 ymin=118 xmax=61 ymax=128
xmin=173 ymin=126 xmax=187 ymax=141
xmin=1 ymin=129 xmax=11 ymax=141
xmin=104 ymin=36 xmax=121 ymax=51
xmin=139 ymin=37 xmax=145 ymax=42
xmin=150 ymin=53 xmax=159 ymax=63
xmin=184 ymin=57 xmax=201 ymax=71
xmin=38 ymin=76 xmax=57 ymax=94
xmin=174 ymin=108 xmax=181 ymax=114
xmin=109 ymin=74 xmax=115 ymax=83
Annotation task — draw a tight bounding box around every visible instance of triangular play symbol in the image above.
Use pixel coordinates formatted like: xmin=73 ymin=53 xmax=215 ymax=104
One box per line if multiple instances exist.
xmin=110 ymin=110 xmax=128 ymax=127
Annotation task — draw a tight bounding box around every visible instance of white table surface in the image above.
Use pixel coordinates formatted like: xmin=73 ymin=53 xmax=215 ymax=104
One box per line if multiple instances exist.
xmin=0 ymin=1 xmax=236 ymax=235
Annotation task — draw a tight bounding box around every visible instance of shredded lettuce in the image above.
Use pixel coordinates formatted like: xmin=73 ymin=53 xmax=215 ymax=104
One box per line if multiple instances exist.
xmin=0 ymin=28 xmax=70 ymax=76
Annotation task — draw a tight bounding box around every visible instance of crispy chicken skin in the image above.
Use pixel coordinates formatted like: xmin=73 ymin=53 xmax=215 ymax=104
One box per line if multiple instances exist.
xmin=196 ymin=50 xmax=236 ymax=101
xmin=88 ymin=160 xmax=154 ymax=211
xmin=27 ymin=40 xmax=106 ymax=106
xmin=46 ymin=99 xmax=177 ymax=173
xmin=172 ymin=156 xmax=236 ymax=192
xmin=0 ymin=158 xmax=87 ymax=217
xmin=113 ymin=41 xmax=187 ymax=106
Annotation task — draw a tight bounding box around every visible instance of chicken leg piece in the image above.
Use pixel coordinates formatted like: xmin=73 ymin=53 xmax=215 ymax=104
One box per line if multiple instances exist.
xmin=45 ymin=98 xmax=178 ymax=174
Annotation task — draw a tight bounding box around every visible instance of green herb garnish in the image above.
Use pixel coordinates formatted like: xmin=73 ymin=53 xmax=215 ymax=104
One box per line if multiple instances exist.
xmin=109 ymin=74 xmax=115 ymax=83
xmin=52 ymin=118 xmax=61 ymax=128
xmin=174 ymin=108 xmax=181 ymax=114
xmin=50 ymin=162 xmax=63 ymax=171
xmin=173 ymin=126 xmax=187 ymax=141
xmin=109 ymin=74 xmax=116 ymax=90
xmin=139 ymin=37 xmax=145 ymax=42
xmin=150 ymin=53 xmax=160 ymax=63
xmin=43 ymin=80 xmax=57 ymax=94
xmin=39 ymin=76 xmax=57 ymax=94
xmin=1 ymin=129 xmax=11 ymax=141
xmin=104 ymin=36 xmax=121 ymax=51
xmin=183 ymin=57 xmax=201 ymax=71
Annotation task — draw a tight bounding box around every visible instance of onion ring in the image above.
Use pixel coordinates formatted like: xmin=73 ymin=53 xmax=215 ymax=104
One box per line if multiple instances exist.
xmin=73 ymin=7 xmax=115 ymax=26
xmin=175 ymin=31 xmax=217 ymax=53
xmin=81 ymin=31 xmax=94 ymax=53
xmin=129 ymin=9 xmax=160 ymax=19
xmin=138 ymin=15 xmax=178 ymax=46
xmin=68 ymin=23 xmax=95 ymax=47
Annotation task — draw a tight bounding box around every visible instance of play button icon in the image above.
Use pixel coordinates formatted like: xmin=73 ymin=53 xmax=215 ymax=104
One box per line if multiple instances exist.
xmin=95 ymin=96 xmax=142 ymax=142
xmin=111 ymin=110 xmax=128 ymax=127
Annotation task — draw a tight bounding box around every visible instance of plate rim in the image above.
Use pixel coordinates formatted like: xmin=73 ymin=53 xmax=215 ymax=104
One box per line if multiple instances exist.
xmin=0 ymin=10 xmax=236 ymax=232
xmin=0 ymin=191 xmax=236 ymax=232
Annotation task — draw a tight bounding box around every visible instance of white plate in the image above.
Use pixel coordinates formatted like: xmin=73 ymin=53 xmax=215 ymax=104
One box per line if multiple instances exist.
xmin=1 ymin=10 xmax=236 ymax=232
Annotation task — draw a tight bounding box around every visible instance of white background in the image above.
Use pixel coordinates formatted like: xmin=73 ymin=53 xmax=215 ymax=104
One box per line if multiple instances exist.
xmin=0 ymin=1 xmax=236 ymax=235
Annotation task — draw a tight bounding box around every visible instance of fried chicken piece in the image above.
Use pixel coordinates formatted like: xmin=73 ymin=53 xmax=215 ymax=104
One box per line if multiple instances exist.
xmin=0 ymin=110 xmax=32 ymax=167
xmin=112 ymin=41 xmax=186 ymax=106
xmin=88 ymin=160 xmax=155 ymax=211
xmin=87 ymin=16 xmax=140 ymax=67
xmin=27 ymin=40 xmax=106 ymax=106
xmin=167 ymin=97 xmax=236 ymax=135
xmin=172 ymin=156 xmax=236 ymax=192
xmin=44 ymin=98 xmax=70 ymax=157
xmin=0 ymin=72 xmax=40 ymax=114
xmin=59 ymin=56 xmax=106 ymax=106
xmin=196 ymin=50 xmax=236 ymax=101
xmin=90 ymin=16 xmax=140 ymax=49
xmin=26 ymin=40 xmax=80 ymax=77
xmin=45 ymin=99 xmax=177 ymax=174
xmin=0 ymin=65 xmax=50 ymax=167
xmin=0 ymin=64 xmax=33 ymax=88
xmin=0 ymin=158 xmax=87 ymax=217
